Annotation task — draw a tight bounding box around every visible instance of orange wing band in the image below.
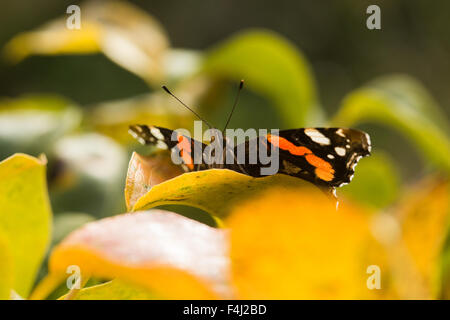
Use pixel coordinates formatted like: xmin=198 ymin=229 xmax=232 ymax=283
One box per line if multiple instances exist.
xmin=267 ymin=134 xmax=335 ymax=182
xmin=177 ymin=134 xmax=194 ymax=170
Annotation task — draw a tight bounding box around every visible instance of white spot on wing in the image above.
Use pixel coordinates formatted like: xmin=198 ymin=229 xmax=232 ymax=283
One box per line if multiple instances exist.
xmin=304 ymin=128 xmax=331 ymax=145
xmin=335 ymin=147 xmax=346 ymax=156
xmin=128 ymin=129 xmax=138 ymax=138
xmin=365 ymin=132 xmax=372 ymax=153
xmin=150 ymin=126 xmax=165 ymax=140
xmin=336 ymin=129 xmax=346 ymax=137
xmin=156 ymin=140 xmax=168 ymax=150
xmin=327 ymin=154 xmax=335 ymax=159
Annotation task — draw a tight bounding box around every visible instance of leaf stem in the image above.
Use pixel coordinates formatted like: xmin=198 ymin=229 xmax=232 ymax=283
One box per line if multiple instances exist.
xmin=64 ymin=274 xmax=90 ymax=300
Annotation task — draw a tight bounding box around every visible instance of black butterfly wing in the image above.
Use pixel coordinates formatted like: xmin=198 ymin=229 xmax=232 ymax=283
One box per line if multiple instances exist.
xmin=225 ymin=128 xmax=371 ymax=188
xmin=129 ymin=124 xmax=209 ymax=172
xmin=270 ymin=128 xmax=370 ymax=187
xmin=129 ymin=125 xmax=371 ymax=188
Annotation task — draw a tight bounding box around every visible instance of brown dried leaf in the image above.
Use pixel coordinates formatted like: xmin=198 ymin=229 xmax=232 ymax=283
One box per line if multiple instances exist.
xmin=125 ymin=152 xmax=184 ymax=211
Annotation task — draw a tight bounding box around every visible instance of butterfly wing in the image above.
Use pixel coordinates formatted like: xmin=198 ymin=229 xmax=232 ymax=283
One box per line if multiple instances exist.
xmin=129 ymin=124 xmax=208 ymax=172
xmin=225 ymin=128 xmax=371 ymax=188
xmin=129 ymin=125 xmax=371 ymax=188
xmin=266 ymin=128 xmax=371 ymax=187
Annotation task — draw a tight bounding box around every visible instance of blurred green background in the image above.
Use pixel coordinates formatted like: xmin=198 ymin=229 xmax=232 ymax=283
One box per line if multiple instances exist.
xmin=0 ymin=0 xmax=449 ymax=299
xmin=1 ymin=0 xmax=449 ymax=176
xmin=0 ymin=0 xmax=448 ymax=216
xmin=1 ymin=0 xmax=449 ymax=111
xmin=0 ymin=0 xmax=450 ymax=109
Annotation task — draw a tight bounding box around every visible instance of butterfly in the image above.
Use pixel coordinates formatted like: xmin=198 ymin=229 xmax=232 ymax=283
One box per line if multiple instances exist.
xmin=129 ymin=81 xmax=371 ymax=195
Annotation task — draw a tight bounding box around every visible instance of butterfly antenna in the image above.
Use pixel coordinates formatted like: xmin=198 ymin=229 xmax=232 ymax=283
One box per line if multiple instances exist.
xmin=162 ymin=85 xmax=214 ymax=129
xmin=222 ymin=80 xmax=244 ymax=133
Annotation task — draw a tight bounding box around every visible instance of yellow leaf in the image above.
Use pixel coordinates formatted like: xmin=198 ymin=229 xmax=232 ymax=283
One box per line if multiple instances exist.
xmin=125 ymin=152 xmax=184 ymax=211
xmin=390 ymin=177 xmax=450 ymax=298
xmin=3 ymin=0 xmax=169 ymax=84
xmin=226 ymin=187 xmax=388 ymax=299
xmin=59 ymin=279 xmax=158 ymax=300
xmin=3 ymin=21 xmax=101 ymax=62
xmin=49 ymin=210 xmax=228 ymax=299
xmin=132 ymin=168 xmax=321 ymax=219
xmin=0 ymin=153 xmax=52 ymax=297
xmin=0 ymin=233 xmax=13 ymax=299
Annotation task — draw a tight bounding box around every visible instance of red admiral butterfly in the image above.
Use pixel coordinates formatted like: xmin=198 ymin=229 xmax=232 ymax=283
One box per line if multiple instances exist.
xmin=129 ymin=81 xmax=371 ymax=194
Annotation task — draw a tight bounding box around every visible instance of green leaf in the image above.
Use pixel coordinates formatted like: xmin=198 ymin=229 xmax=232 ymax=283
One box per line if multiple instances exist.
xmin=203 ymin=30 xmax=321 ymax=127
xmin=340 ymin=152 xmax=401 ymax=209
xmin=132 ymin=169 xmax=325 ymax=219
xmin=0 ymin=233 xmax=13 ymax=299
xmin=60 ymin=280 xmax=157 ymax=300
xmin=0 ymin=95 xmax=81 ymax=159
xmin=0 ymin=153 xmax=52 ymax=297
xmin=331 ymin=75 xmax=450 ymax=173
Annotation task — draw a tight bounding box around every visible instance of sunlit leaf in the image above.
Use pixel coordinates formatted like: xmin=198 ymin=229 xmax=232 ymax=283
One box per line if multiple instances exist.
xmin=0 ymin=95 xmax=81 ymax=159
xmin=0 ymin=233 xmax=13 ymax=299
xmin=10 ymin=290 xmax=24 ymax=300
xmin=203 ymin=30 xmax=321 ymax=127
xmin=3 ymin=0 xmax=169 ymax=84
xmin=389 ymin=177 xmax=450 ymax=299
xmin=442 ymin=236 xmax=450 ymax=299
xmin=0 ymin=154 xmax=52 ymax=297
xmin=132 ymin=169 xmax=321 ymax=219
xmin=164 ymin=49 xmax=203 ymax=81
xmin=340 ymin=152 xmax=401 ymax=209
xmin=331 ymin=75 xmax=450 ymax=172
xmin=49 ymin=210 xmax=228 ymax=299
xmin=226 ymin=187 xmax=389 ymax=299
xmin=59 ymin=279 xmax=157 ymax=300
xmin=125 ymin=152 xmax=183 ymax=211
